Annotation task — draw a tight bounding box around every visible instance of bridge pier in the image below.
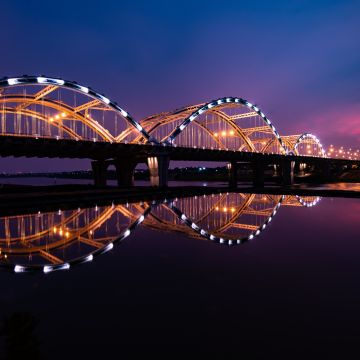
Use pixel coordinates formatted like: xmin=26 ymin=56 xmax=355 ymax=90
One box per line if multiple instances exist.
xmin=295 ymin=162 xmax=305 ymax=177
xmin=91 ymin=160 xmax=108 ymax=187
xmin=147 ymin=156 xmax=169 ymax=187
xmin=228 ymin=161 xmax=238 ymax=188
xmin=281 ymin=159 xmax=295 ymax=185
xmin=252 ymin=160 xmax=265 ymax=187
xmin=317 ymin=161 xmax=332 ymax=181
xmin=273 ymin=164 xmax=280 ymax=177
xmin=115 ymin=159 xmax=137 ymax=187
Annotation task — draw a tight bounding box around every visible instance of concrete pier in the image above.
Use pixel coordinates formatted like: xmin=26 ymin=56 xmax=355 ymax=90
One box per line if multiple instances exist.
xmin=147 ymin=156 xmax=170 ymax=187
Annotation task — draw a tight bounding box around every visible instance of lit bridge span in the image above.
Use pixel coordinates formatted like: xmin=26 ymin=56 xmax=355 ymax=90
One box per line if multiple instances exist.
xmin=0 ymin=193 xmax=321 ymax=273
xmin=0 ymin=76 xmax=358 ymax=186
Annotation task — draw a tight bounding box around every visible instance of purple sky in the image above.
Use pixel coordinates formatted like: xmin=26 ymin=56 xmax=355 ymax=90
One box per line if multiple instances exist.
xmin=1 ymin=0 xmax=360 ymax=171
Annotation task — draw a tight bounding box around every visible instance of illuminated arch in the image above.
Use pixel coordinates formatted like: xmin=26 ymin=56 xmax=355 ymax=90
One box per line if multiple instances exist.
xmin=133 ymin=104 xmax=204 ymax=145
xmin=1 ymin=105 xmax=94 ymax=141
xmin=293 ymin=133 xmax=327 ymax=157
xmin=0 ymin=76 xmax=329 ymax=157
xmin=0 ymin=75 xmax=155 ymax=143
xmin=161 ymin=97 xmax=287 ymax=154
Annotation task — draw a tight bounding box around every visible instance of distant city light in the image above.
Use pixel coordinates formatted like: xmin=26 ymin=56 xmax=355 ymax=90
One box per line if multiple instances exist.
xmin=327 ymin=144 xmax=359 ymax=160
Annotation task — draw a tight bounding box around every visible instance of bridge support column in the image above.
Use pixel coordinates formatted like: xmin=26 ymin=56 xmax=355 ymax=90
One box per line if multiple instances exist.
xmin=320 ymin=161 xmax=332 ymax=181
xmin=115 ymin=159 xmax=137 ymax=187
xmin=273 ymin=164 xmax=279 ymax=177
xmin=295 ymin=162 xmax=306 ymax=177
xmin=91 ymin=160 xmax=108 ymax=187
xmin=252 ymin=160 xmax=265 ymax=187
xmin=147 ymin=156 xmax=169 ymax=187
xmin=282 ymin=159 xmax=295 ymax=185
xmin=228 ymin=161 xmax=238 ymax=188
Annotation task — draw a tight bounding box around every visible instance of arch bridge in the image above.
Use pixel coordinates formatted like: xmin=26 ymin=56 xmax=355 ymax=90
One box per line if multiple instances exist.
xmin=0 ymin=76 xmax=357 ymax=187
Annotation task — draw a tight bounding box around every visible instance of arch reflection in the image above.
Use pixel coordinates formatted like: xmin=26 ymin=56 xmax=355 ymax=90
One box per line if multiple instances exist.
xmin=1 ymin=203 xmax=150 ymax=273
xmin=158 ymin=193 xmax=283 ymax=245
xmin=0 ymin=193 xmax=320 ymax=273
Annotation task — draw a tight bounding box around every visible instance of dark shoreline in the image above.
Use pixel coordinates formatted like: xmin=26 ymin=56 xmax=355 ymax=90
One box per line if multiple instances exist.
xmin=0 ymin=182 xmax=358 ymax=217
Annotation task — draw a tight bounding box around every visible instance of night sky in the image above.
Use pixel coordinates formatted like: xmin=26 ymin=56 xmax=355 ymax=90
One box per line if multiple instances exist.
xmin=1 ymin=0 xmax=360 ymax=171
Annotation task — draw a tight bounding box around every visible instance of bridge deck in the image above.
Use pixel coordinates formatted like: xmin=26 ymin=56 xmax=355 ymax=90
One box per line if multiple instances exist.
xmin=0 ymin=135 xmax=358 ymax=166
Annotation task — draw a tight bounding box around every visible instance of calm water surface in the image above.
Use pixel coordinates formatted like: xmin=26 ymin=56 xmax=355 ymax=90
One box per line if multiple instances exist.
xmin=0 ymin=187 xmax=359 ymax=358
xmin=0 ymin=177 xmax=224 ymax=187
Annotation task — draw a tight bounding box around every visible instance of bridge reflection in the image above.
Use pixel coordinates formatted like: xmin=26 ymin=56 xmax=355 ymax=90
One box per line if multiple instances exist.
xmin=0 ymin=193 xmax=320 ymax=273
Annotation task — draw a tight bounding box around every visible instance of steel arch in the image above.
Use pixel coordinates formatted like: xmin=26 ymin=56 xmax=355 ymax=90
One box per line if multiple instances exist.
xmin=163 ymin=97 xmax=287 ymax=153
xmin=0 ymin=75 xmax=155 ymax=143
xmin=293 ymin=133 xmax=327 ymax=157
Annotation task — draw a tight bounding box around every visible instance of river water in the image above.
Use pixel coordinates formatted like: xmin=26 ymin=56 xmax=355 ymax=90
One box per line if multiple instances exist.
xmin=0 ymin=180 xmax=359 ymax=358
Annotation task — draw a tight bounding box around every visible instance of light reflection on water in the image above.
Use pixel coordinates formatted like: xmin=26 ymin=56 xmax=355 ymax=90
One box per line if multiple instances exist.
xmin=0 ymin=177 xmax=224 ymax=187
xmin=0 ymin=192 xmax=321 ymax=273
xmin=2 ymin=176 xmax=360 ymax=190
xmin=0 ymin=191 xmax=359 ymax=358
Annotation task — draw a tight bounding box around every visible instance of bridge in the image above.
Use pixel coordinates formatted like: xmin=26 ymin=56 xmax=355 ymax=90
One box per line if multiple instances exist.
xmin=0 ymin=76 xmax=358 ymax=187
